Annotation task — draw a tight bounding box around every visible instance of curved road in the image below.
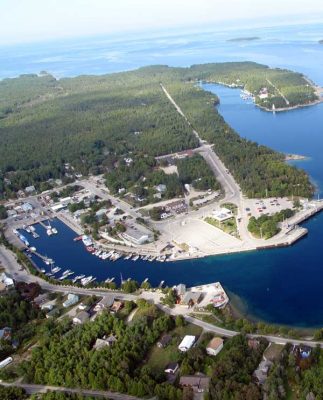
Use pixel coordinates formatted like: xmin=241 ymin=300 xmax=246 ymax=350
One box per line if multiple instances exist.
xmin=1 ymin=244 xmax=322 ymax=348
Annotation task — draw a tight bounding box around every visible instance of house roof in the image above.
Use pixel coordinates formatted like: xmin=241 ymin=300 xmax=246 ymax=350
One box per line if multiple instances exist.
xmin=74 ymin=311 xmax=89 ymax=323
xmin=98 ymin=295 xmax=115 ymax=308
xmin=158 ymin=334 xmax=172 ymax=347
xmin=182 ymin=291 xmax=201 ymax=305
xmin=178 ymin=335 xmax=195 ymax=351
xmin=180 ymin=375 xmax=210 ymax=390
xmin=207 ymin=337 xmax=223 ymax=350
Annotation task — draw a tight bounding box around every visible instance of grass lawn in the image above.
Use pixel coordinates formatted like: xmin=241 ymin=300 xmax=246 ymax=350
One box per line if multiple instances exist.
xmin=146 ymin=323 xmax=202 ymax=372
xmin=205 ymin=216 xmax=239 ymax=238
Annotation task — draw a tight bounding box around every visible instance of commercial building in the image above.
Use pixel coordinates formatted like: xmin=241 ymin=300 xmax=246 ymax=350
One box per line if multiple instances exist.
xmin=122 ymin=224 xmax=153 ymax=245
xmin=212 ymin=207 xmax=233 ymax=222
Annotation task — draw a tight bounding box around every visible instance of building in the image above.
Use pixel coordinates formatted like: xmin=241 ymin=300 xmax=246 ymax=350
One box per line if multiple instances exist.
xmin=0 ymin=273 xmax=14 ymax=289
xmin=25 ymin=185 xmax=36 ymax=194
xmin=254 ymin=360 xmax=273 ymax=385
xmin=155 ymin=184 xmax=167 ymax=193
xmin=206 ymin=337 xmax=223 ymax=356
xmin=95 ymin=208 xmax=108 ymax=221
xmin=46 ymin=308 xmax=60 ymax=319
xmin=181 ymin=291 xmax=202 ymax=307
xmin=164 ymin=362 xmax=179 ymax=374
xmin=122 ymin=224 xmax=153 ymax=245
xmin=175 ymin=283 xmax=186 ymax=297
xmin=93 ymin=335 xmax=117 ymax=350
xmin=73 ymin=311 xmax=90 ymax=325
xmin=110 ymin=300 xmax=123 ymax=314
xmin=157 ymin=334 xmax=172 ymax=348
xmin=93 ymin=295 xmax=115 ymax=312
xmin=21 ymin=202 xmax=33 ymax=212
xmin=63 ymin=293 xmax=79 ymax=308
xmin=212 ymin=207 xmax=233 ymax=222
xmin=179 ymin=375 xmax=210 ymax=393
xmin=178 ymin=335 xmax=195 ymax=352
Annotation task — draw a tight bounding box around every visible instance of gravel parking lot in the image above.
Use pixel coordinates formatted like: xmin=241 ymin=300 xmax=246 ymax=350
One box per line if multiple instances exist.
xmin=243 ymin=197 xmax=294 ymax=218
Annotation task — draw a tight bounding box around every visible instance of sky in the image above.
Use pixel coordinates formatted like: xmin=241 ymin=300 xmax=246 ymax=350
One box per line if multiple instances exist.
xmin=1 ymin=0 xmax=323 ymax=45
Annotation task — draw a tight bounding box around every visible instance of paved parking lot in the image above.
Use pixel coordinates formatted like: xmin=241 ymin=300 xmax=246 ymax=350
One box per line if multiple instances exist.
xmin=243 ymin=197 xmax=294 ymax=218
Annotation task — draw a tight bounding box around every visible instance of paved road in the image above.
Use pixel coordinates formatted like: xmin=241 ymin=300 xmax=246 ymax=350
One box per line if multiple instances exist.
xmin=1 ymin=244 xmax=323 ymax=348
xmin=0 ymin=382 xmax=148 ymax=400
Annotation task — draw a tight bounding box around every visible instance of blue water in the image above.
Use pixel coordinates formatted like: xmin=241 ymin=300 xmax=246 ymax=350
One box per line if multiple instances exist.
xmin=7 ymin=22 xmax=323 ymax=327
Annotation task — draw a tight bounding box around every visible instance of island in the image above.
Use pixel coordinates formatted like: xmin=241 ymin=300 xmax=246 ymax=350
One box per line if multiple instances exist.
xmin=319 ymin=39 xmax=323 ymax=44
xmin=227 ymin=36 xmax=260 ymax=42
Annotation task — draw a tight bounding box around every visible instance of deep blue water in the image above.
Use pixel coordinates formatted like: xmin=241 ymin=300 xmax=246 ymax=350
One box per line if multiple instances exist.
xmin=7 ymin=22 xmax=323 ymax=327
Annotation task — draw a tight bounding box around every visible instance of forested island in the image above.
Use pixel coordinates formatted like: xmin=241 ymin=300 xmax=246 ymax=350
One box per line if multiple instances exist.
xmin=0 ymin=62 xmax=315 ymax=199
xmin=319 ymin=40 xmax=323 ymax=44
xmin=227 ymin=36 xmax=260 ymax=42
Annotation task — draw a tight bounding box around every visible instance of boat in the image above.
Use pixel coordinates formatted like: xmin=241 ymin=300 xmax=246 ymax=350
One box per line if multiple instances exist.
xmin=73 ymin=236 xmax=83 ymax=242
xmin=32 ymin=232 xmax=40 ymax=238
xmin=30 ymin=246 xmax=36 ymax=252
xmin=40 ymin=268 xmax=46 ymax=273
xmin=132 ymin=255 xmax=140 ymax=261
xmin=18 ymin=234 xmax=29 ymax=247
xmin=86 ymin=246 xmax=95 ymax=253
xmin=46 ymin=272 xmax=53 ymax=277
xmin=52 ymin=227 xmax=58 ymax=234
xmin=82 ymin=235 xmax=93 ymax=247
xmin=29 ymin=226 xmax=36 ymax=232
xmin=81 ymin=275 xmax=95 ymax=286
xmin=143 ymin=278 xmax=148 ymax=283
xmin=46 ymin=228 xmax=53 ymax=236
xmin=158 ymin=280 xmax=164 ymax=288
xmin=72 ymin=274 xmax=85 ymax=283
xmin=51 ymin=266 xmax=61 ymax=274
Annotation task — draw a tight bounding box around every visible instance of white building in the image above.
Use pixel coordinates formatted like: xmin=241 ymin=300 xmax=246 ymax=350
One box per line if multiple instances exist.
xmin=178 ymin=335 xmax=195 ymax=352
xmin=122 ymin=224 xmax=153 ymax=245
xmin=206 ymin=337 xmax=223 ymax=356
xmin=212 ymin=207 xmax=233 ymax=222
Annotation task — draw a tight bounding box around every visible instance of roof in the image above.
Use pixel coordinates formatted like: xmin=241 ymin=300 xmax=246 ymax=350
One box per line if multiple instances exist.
xmin=0 ymin=327 xmax=12 ymax=340
xmin=74 ymin=311 xmax=89 ymax=323
xmin=180 ymin=375 xmax=210 ymax=390
xmin=207 ymin=337 xmax=223 ymax=350
xmin=254 ymin=360 xmax=272 ymax=384
xmin=0 ymin=273 xmax=14 ymax=287
xmin=158 ymin=334 xmax=172 ymax=347
xmin=182 ymin=291 xmax=201 ymax=305
xmin=165 ymin=362 xmax=179 ymax=372
xmin=98 ymin=295 xmax=115 ymax=308
xmin=178 ymin=335 xmax=195 ymax=351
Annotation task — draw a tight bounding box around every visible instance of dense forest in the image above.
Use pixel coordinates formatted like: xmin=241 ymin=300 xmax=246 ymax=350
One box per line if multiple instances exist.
xmin=0 ymin=63 xmax=314 ymax=199
xmin=248 ymin=209 xmax=295 ymax=239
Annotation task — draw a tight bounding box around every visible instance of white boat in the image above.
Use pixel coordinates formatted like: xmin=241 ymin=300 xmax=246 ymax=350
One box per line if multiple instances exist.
xmin=132 ymin=255 xmax=140 ymax=261
xmin=51 ymin=266 xmax=61 ymax=274
xmin=81 ymin=275 xmax=95 ymax=286
xmin=52 ymin=227 xmax=58 ymax=234
xmin=46 ymin=228 xmax=53 ymax=236
xmin=40 ymin=268 xmax=46 ymax=273
xmin=30 ymin=246 xmax=36 ymax=252
xmin=124 ymin=253 xmax=132 ymax=260
xmin=72 ymin=274 xmax=85 ymax=283
xmin=29 ymin=226 xmax=36 ymax=232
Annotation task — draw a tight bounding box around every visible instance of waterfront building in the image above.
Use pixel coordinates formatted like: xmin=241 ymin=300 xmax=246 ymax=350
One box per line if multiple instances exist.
xmin=122 ymin=224 xmax=153 ymax=245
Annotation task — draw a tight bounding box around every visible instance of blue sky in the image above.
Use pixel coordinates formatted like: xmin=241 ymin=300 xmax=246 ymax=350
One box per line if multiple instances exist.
xmin=1 ymin=0 xmax=323 ymax=45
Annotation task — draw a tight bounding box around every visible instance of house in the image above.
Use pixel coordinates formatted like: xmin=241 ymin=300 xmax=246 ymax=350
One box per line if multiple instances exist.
xmin=111 ymin=300 xmax=124 ymax=314
xmin=181 ymin=291 xmax=202 ymax=307
xmin=33 ymin=293 xmax=49 ymax=307
xmin=155 ymin=184 xmax=167 ymax=193
xmin=40 ymin=300 xmax=56 ymax=311
xmin=178 ymin=335 xmax=195 ymax=352
xmin=63 ymin=293 xmax=79 ymax=308
xmin=46 ymin=308 xmax=60 ymax=319
xmin=94 ymin=295 xmax=115 ymax=312
xmin=157 ymin=334 xmax=172 ymax=348
xmin=25 ymin=185 xmax=36 ymax=194
xmin=254 ymin=360 xmax=273 ymax=385
xmin=0 ymin=273 xmax=14 ymax=289
xmin=73 ymin=311 xmax=90 ymax=324
xmin=95 ymin=208 xmax=108 ymax=221
xmin=0 ymin=327 xmax=12 ymax=341
xmin=248 ymin=339 xmax=260 ymax=350
xmin=164 ymin=362 xmax=179 ymax=374
xmin=93 ymin=335 xmax=117 ymax=350
xmin=179 ymin=375 xmax=210 ymax=393
xmin=206 ymin=337 xmax=223 ymax=356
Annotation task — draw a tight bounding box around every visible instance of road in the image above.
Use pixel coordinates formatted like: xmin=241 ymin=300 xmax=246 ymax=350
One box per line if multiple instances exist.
xmin=0 ymin=382 xmax=148 ymax=400
xmin=1 ymin=244 xmax=323 ymax=349
xmin=160 ymin=83 xmax=255 ymax=243
xmin=266 ymin=78 xmax=290 ymax=106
